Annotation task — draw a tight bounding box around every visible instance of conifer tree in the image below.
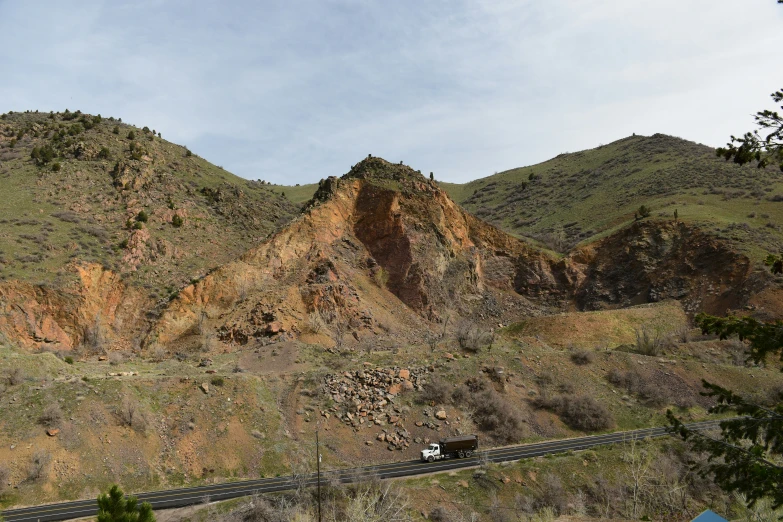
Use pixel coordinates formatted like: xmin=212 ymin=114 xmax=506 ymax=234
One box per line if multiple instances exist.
xmin=96 ymin=484 xmax=155 ymax=522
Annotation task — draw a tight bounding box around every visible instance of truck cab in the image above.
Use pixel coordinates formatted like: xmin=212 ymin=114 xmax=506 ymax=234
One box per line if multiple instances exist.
xmin=421 ymin=443 xmax=442 ymax=462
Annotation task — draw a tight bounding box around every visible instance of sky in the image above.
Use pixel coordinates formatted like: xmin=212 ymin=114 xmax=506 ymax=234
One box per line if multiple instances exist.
xmin=1 ymin=0 xmax=781 ymax=185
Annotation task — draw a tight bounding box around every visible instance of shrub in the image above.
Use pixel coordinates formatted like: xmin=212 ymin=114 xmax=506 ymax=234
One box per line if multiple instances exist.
xmin=117 ymin=395 xmax=147 ymax=432
xmin=418 ymin=377 xmax=451 ymax=404
xmin=606 ymin=368 xmax=671 ymax=407
xmin=185 ymin=148 xmax=192 ymax=157
xmin=455 ymin=320 xmax=494 ymax=352
xmin=64 ymin=356 xmax=74 ymax=364
xmin=0 ymin=463 xmax=9 ymax=495
xmin=171 ymin=214 xmax=183 ymax=228
xmin=371 ymin=266 xmax=389 ymax=287
xmin=470 ymin=388 xmax=524 ymax=442
xmin=27 ymin=450 xmax=51 ymax=481
xmin=39 ymin=403 xmax=63 ymax=427
xmin=136 ymin=210 xmax=148 ymax=223
xmin=112 ymin=125 xmax=120 ymax=134
xmin=570 ymin=349 xmax=594 ymax=365
xmin=98 ymin=147 xmax=111 ymax=159
xmin=127 ymin=130 xmax=135 ymax=140
xmin=51 ymin=162 xmax=61 ymax=172
xmin=211 ymin=376 xmax=225 ymax=387
xmin=637 ymin=204 xmax=651 ymax=218
xmin=533 ymin=394 xmax=614 ymax=431
xmin=31 ymin=144 xmax=55 ymax=165
xmin=5 ymin=367 xmax=25 ymax=386
xmin=634 ymin=325 xmax=664 ymax=356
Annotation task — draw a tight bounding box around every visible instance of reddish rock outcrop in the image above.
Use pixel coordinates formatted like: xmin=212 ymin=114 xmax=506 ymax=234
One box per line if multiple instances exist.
xmin=0 ymin=263 xmax=150 ymax=351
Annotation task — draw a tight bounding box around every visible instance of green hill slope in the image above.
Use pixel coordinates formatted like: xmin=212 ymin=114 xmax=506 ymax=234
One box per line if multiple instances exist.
xmin=442 ymin=134 xmax=783 ymax=257
xmin=0 ymin=110 xmax=298 ymax=296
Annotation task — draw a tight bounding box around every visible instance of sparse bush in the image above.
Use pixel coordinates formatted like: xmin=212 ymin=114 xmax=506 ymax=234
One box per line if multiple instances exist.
xmin=117 ymin=395 xmax=147 ymax=432
xmin=98 ymin=146 xmax=111 ymax=159
xmin=51 ymin=162 xmax=61 ymax=172
xmin=455 ymin=320 xmax=494 ymax=352
xmin=150 ymin=345 xmax=167 ymax=362
xmin=570 ymin=349 xmax=594 ymax=365
xmin=0 ymin=463 xmax=9 ymax=495
xmin=5 ymin=367 xmax=25 ymax=386
xmin=307 ymin=311 xmax=325 ymax=334
xmin=185 ymin=148 xmax=192 ymax=157
xmin=28 ymin=450 xmax=51 ymax=481
xmin=64 ymin=356 xmax=74 ymax=364
xmin=371 ymin=266 xmax=389 ymax=287
xmin=607 ymin=368 xmax=671 ymax=407
xmin=532 ymin=473 xmax=570 ymax=516
xmin=418 ymin=377 xmax=451 ymax=405
xmin=428 ymin=506 xmax=453 ymax=522
xmin=634 ymin=325 xmax=664 ymax=356
xmin=533 ymin=394 xmax=613 ymax=432
xmin=39 ymin=403 xmax=63 ymax=427
xmin=171 ymin=214 xmax=183 ymax=228
xmin=211 ymin=376 xmax=225 ymax=387
xmin=637 ymin=204 xmax=651 ymax=218
xmin=470 ymin=388 xmax=524 ymax=443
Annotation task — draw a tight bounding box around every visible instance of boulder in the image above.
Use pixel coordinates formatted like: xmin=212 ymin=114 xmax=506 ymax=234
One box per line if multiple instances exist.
xmin=435 ymin=410 xmax=447 ymax=420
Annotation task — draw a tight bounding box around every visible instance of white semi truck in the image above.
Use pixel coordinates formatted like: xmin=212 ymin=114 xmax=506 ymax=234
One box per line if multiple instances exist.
xmin=420 ymin=434 xmax=479 ymax=462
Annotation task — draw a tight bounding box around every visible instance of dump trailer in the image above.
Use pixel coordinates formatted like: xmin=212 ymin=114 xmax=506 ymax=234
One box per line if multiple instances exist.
xmin=420 ymin=435 xmax=479 ymax=462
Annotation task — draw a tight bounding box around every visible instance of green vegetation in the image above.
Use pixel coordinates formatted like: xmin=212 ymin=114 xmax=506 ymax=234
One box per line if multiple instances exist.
xmin=0 ymin=110 xmax=298 ymax=291
xmin=97 ymin=484 xmax=156 ymax=522
xmin=669 ymin=81 xmax=783 ymax=512
xmin=717 ymin=88 xmax=783 ymax=171
xmin=443 ymin=134 xmax=783 ymax=255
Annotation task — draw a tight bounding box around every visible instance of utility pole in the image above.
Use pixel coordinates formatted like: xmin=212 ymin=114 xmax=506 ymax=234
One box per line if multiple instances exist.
xmin=316 ymin=429 xmax=322 ymax=522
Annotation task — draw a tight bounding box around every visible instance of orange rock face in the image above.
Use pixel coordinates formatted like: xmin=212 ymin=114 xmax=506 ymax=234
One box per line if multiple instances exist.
xmin=0 ymin=263 xmax=150 ymax=351
xmin=0 ymin=156 xmax=776 ymax=354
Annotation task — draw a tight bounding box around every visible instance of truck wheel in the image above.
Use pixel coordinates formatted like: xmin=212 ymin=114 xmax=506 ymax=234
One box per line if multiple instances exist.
xmin=427 ymin=456 xmax=434 ymax=463
xmin=458 ymin=451 xmax=465 ymax=458
xmin=465 ymin=450 xmax=473 ymax=458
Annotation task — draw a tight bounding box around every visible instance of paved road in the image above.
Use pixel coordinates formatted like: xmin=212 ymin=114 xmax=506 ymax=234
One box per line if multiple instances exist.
xmin=0 ymin=419 xmax=722 ymax=522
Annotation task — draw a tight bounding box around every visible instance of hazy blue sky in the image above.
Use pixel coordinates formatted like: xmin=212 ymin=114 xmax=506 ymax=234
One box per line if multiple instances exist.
xmin=1 ymin=1 xmax=781 ymax=184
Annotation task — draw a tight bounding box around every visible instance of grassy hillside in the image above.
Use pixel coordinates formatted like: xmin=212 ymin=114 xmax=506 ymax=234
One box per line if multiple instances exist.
xmin=270 ymin=134 xmax=783 ymax=258
xmin=443 ymin=134 xmax=783 ymax=258
xmin=268 ymin=182 xmax=319 ymax=204
xmin=0 ymin=110 xmax=298 ymax=296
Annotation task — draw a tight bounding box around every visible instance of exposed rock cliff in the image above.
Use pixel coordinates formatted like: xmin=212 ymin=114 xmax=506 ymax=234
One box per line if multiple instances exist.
xmin=0 ymin=263 xmax=150 ymax=351
xmin=1 ymin=157 xmax=776 ymax=354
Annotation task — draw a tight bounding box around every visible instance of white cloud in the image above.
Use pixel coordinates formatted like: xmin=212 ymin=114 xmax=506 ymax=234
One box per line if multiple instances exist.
xmin=1 ymin=0 xmax=781 ymax=184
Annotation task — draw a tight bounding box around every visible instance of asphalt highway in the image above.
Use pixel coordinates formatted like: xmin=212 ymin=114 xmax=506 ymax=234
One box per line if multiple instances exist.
xmin=0 ymin=419 xmax=723 ymax=522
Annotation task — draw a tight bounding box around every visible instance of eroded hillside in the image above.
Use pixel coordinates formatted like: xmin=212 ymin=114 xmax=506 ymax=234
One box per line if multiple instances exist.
xmin=0 ymin=110 xmax=297 ymax=293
